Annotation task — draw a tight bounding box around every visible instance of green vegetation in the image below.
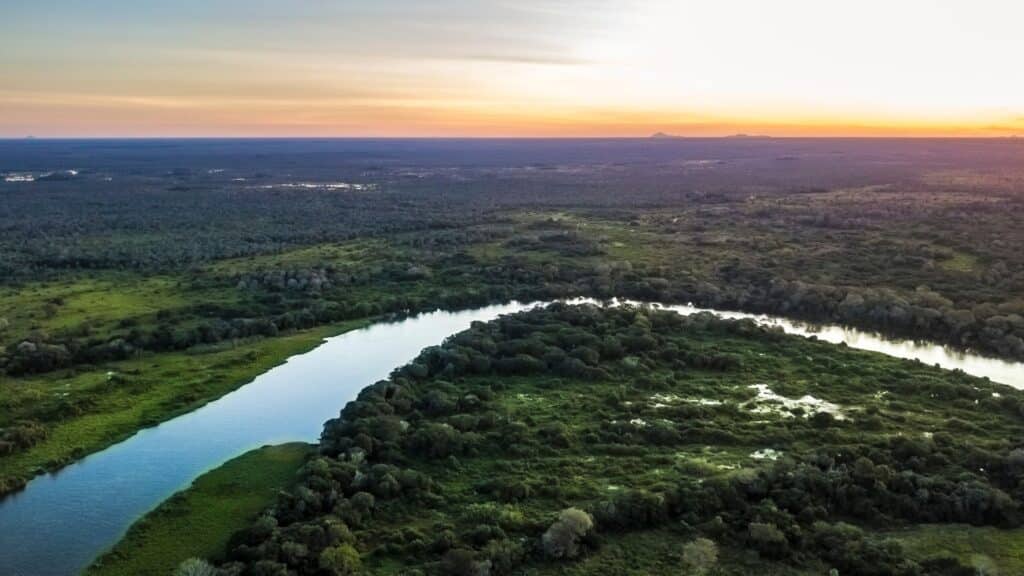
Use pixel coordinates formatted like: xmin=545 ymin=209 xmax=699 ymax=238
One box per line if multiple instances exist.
xmin=1 ymin=140 xmax=1023 ymax=576
xmin=214 ymin=304 xmax=1024 ymax=575
xmin=2 ymin=141 xmax=1024 ymax=496
xmin=0 ymin=319 xmax=368 ymax=494
xmin=522 ymin=529 xmax=803 ymax=575
xmin=887 ymin=525 xmax=1024 ymax=574
xmin=88 ymin=443 xmax=313 ymax=576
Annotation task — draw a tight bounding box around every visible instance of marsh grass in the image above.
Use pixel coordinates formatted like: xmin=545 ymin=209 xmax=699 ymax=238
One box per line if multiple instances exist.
xmin=87 ymin=443 xmax=313 ymax=576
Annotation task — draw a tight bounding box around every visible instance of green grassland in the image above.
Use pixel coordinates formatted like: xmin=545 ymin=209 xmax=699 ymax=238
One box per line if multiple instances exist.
xmin=0 ymin=273 xmax=191 ymax=348
xmin=886 ymin=525 xmax=1024 ymax=574
xmin=3 ymin=201 xmax=1024 ymax=498
xmin=202 ymin=240 xmax=379 ymax=276
xmin=87 ymin=443 xmax=313 ymax=576
xmin=0 ymin=318 xmax=368 ymax=494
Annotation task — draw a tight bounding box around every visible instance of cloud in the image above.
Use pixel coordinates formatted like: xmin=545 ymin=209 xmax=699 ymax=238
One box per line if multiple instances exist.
xmin=345 ymin=3 xmax=601 ymax=66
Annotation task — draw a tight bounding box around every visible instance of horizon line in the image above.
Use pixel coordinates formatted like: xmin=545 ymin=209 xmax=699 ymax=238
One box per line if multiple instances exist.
xmin=2 ymin=135 xmax=1021 ymax=141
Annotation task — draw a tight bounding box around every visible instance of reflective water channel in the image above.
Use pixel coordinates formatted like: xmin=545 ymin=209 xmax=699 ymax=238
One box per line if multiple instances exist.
xmin=0 ymin=300 xmax=1021 ymax=575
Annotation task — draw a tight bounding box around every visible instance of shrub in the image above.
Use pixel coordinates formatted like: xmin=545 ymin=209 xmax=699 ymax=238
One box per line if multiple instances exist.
xmin=175 ymin=558 xmax=219 ymax=576
xmin=681 ymin=538 xmax=718 ymax=575
xmin=595 ymin=489 xmax=667 ymax=529
xmin=498 ymin=479 xmax=531 ymax=503
xmin=542 ymin=508 xmax=594 ymax=559
xmin=748 ymin=522 xmax=788 ymax=558
xmin=482 ymin=538 xmax=527 ymax=574
xmin=441 ymin=548 xmax=491 ymax=576
xmin=409 ymin=423 xmax=461 ymax=458
xmin=318 ymin=543 xmax=361 ymax=575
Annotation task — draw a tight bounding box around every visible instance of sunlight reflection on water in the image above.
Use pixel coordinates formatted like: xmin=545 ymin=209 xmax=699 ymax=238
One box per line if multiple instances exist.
xmin=0 ymin=299 xmax=1020 ymax=576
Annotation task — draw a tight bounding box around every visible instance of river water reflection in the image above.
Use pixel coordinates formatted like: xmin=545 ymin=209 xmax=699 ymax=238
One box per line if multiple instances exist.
xmin=0 ymin=299 xmax=1020 ymax=575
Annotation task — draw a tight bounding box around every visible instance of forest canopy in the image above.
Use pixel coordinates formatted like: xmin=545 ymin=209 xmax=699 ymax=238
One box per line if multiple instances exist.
xmin=213 ymin=303 xmax=1024 ymax=576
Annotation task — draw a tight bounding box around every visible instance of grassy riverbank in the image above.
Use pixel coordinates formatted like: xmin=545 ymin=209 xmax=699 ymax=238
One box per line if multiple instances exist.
xmin=87 ymin=443 xmax=313 ymax=576
xmin=5 ymin=191 xmax=1024 ymax=494
xmin=0 ymin=319 xmax=369 ymax=495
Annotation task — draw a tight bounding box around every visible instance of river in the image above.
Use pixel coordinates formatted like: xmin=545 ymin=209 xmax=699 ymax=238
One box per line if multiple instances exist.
xmin=0 ymin=300 xmax=1021 ymax=576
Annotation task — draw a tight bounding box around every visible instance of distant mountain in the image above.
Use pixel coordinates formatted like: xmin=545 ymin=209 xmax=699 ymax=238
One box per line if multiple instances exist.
xmin=649 ymin=132 xmax=683 ymax=139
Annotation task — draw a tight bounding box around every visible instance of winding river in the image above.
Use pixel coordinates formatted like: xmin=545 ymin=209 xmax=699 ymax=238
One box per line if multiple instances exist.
xmin=0 ymin=300 xmax=1021 ymax=576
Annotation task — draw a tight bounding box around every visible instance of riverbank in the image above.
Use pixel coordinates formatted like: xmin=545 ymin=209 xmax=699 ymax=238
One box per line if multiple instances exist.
xmin=0 ymin=303 xmax=542 ymax=576
xmin=87 ymin=443 xmax=313 ymax=576
xmin=5 ymin=207 xmax=1023 ymax=497
xmin=6 ymin=290 xmax=1024 ymax=501
xmin=0 ymin=318 xmax=370 ymax=497
xmin=5 ymin=299 xmax=1024 ymax=575
xmin=217 ymin=304 xmax=1024 ymax=575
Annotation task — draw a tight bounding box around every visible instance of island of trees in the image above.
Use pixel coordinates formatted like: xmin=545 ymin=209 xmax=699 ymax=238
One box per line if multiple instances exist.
xmin=190 ymin=303 xmax=1024 ymax=575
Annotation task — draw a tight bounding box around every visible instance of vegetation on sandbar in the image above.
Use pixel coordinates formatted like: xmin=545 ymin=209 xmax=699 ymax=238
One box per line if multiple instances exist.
xmin=88 ymin=443 xmax=313 ymax=576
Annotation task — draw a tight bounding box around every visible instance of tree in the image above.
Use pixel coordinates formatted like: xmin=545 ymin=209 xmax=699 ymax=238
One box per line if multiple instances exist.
xmin=681 ymin=538 xmax=718 ymax=575
xmin=350 ymin=491 xmax=375 ymax=514
xmin=852 ymin=456 xmax=877 ymax=484
xmin=410 ymin=423 xmax=461 ymax=458
xmin=442 ymin=548 xmax=491 ymax=576
xmin=319 ymin=543 xmax=361 ymax=575
xmin=748 ymin=522 xmax=788 ymax=558
xmin=542 ymin=508 xmax=594 ymax=559
xmin=973 ymin=555 xmax=998 ymax=576
xmin=175 ymin=558 xmax=218 ymax=576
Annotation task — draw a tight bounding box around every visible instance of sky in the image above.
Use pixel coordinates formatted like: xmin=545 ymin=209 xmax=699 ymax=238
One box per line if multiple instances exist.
xmin=1 ymin=0 xmax=1022 ymax=137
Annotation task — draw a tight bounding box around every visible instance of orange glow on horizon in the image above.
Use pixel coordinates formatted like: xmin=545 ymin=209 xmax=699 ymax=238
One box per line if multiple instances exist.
xmin=2 ymin=91 xmax=1019 ymax=138
xmin=2 ymin=1 xmax=1023 ymax=138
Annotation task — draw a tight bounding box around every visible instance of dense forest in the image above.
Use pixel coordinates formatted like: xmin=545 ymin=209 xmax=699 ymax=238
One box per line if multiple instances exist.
xmin=2 ymin=140 xmax=1024 ymax=575
xmin=201 ymin=303 xmax=1024 ymax=575
xmin=2 ymin=138 xmax=1023 ymax=496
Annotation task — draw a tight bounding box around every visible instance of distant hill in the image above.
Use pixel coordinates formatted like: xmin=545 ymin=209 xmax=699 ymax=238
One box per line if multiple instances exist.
xmin=650 ymin=132 xmax=774 ymax=139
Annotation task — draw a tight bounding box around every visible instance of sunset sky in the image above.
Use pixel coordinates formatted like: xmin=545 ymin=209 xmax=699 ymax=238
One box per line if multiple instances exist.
xmin=2 ymin=0 xmax=1022 ymax=137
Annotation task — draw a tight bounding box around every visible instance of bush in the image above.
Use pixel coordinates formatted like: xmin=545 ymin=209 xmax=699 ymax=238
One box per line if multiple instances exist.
xmin=495 ymin=479 xmax=531 ymax=503
xmin=748 ymin=522 xmax=788 ymax=558
xmin=681 ymin=538 xmax=718 ymax=575
xmin=441 ymin=548 xmax=491 ymax=576
xmin=318 ymin=543 xmax=361 ymax=575
xmin=175 ymin=558 xmax=219 ymax=576
xmin=409 ymin=423 xmax=461 ymax=458
xmin=542 ymin=508 xmax=594 ymax=559
xmin=595 ymin=489 xmax=667 ymax=529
